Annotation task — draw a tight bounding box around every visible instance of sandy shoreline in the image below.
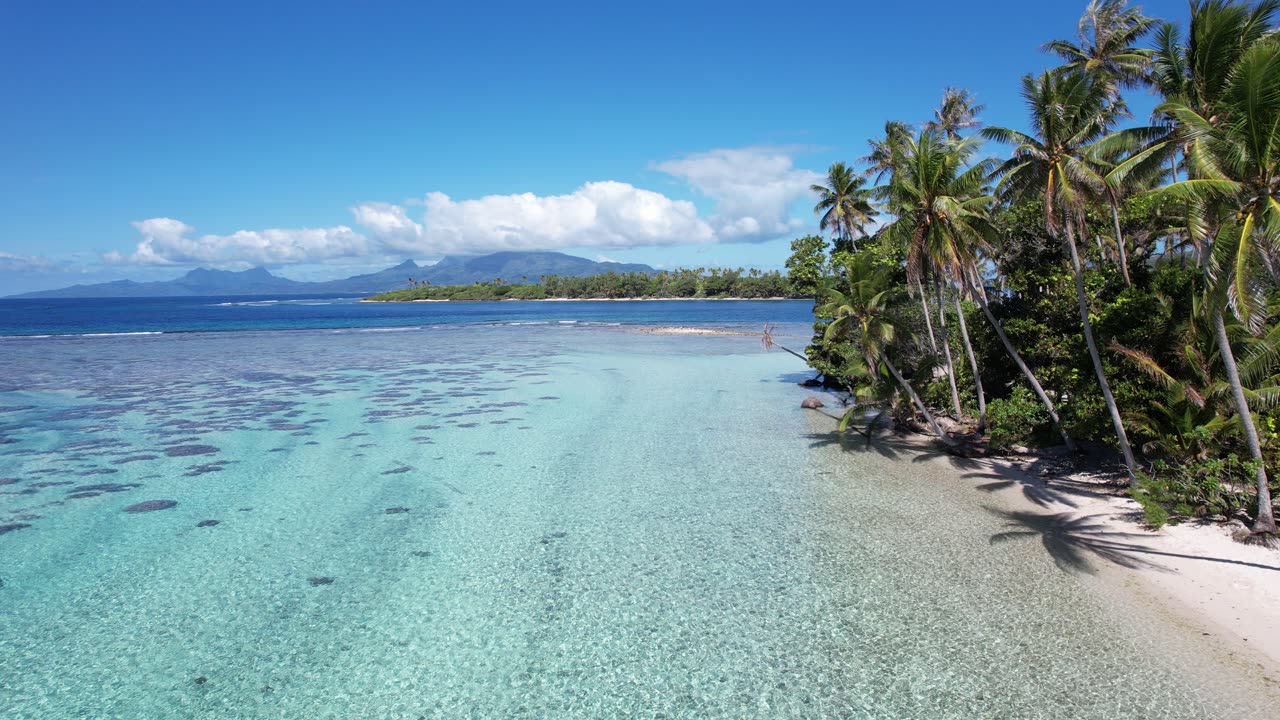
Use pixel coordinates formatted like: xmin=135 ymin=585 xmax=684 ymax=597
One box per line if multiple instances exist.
xmin=870 ymin=429 xmax=1280 ymax=681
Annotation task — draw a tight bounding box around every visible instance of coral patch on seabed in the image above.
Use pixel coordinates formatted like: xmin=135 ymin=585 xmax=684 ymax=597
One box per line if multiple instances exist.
xmin=123 ymin=500 xmax=178 ymax=513
xmin=0 ymin=523 xmax=31 ymax=535
xmin=308 ymin=576 xmax=335 ymax=586
xmin=163 ymin=445 xmax=219 ymax=457
xmin=196 ymin=519 xmax=220 ymax=527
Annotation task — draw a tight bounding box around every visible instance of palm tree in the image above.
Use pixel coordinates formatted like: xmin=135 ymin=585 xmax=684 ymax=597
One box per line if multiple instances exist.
xmin=1087 ymin=127 xmax=1172 ymax=284
xmin=812 ymin=162 xmax=876 ymax=254
xmin=819 ymin=254 xmax=952 ymax=442
xmin=984 ymin=70 xmax=1138 ymax=480
xmin=1150 ymin=21 xmax=1190 ymax=179
xmin=1043 ymin=0 xmax=1155 ymax=97
xmin=861 ymin=120 xmax=913 ymax=183
xmin=964 ymin=263 xmax=1077 ymax=451
xmin=926 ymin=87 xmax=986 ymax=140
xmin=1147 ymin=0 xmax=1279 ymax=260
xmin=880 ymin=130 xmax=993 ymax=427
xmin=1155 ymin=29 xmax=1280 ymax=534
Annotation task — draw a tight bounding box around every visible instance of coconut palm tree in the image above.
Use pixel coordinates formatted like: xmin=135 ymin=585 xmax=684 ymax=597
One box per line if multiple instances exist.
xmin=1147 ymin=0 xmax=1279 ymax=260
xmin=880 ymin=130 xmax=993 ymax=426
xmin=812 ymin=162 xmax=876 ymax=254
xmin=1156 ymin=32 xmax=1280 ymax=534
xmin=1044 ymin=0 xmax=1156 ymax=97
xmin=819 ymin=254 xmax=952 ymax=442
xmin=861 ymin=121 xmax=914 ymax=184
xmin=926 ymin=87 xmax=986 ymax=140
xmin=1086 ymin=127 xmax=1173 ymax=284
xmin=984 ymin=70 xmax=1138 ymax=480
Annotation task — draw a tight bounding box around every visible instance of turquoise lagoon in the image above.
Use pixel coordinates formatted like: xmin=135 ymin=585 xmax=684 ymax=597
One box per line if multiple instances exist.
xmin=0 ymin=319 xmax=1271 ymax=719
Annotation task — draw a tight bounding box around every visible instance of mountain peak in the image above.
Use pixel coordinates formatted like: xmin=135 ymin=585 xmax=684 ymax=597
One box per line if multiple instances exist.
xmin=8 ymin=251 xmax=655 ymax=298
xmin=183 ymin=265 xmax=276 ymax=279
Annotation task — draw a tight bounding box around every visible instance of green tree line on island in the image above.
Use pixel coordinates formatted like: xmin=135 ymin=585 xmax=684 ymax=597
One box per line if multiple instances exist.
xmin=789 ymin=0 xmax=1280 ymax=537
xmin=368 ymin=267 xmax=800 ymax=301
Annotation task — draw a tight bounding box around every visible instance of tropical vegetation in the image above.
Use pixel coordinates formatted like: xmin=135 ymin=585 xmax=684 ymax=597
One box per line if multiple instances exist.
xmin=788 ymin=0 xmax=1280 ymax=537
xmin=367 ymin=267 xmax=800 ymax=302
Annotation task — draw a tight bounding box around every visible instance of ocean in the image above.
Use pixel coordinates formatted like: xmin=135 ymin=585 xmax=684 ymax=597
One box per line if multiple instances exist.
xmin=0 ymin=297 xmax=1269 ymax=718
xmin=0 ymin=295 xmax=815 ymax=337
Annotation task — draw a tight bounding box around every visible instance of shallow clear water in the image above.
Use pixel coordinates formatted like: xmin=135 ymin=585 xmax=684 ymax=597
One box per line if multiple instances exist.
xmin=0 ymin=324 xmax=1268 ymax=718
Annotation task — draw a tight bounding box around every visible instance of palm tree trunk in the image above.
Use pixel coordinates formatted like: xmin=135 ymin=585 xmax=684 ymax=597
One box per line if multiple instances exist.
xmin=1065 ymin=219 xmax=1137 ymax=482
xmin=917 ymin=277 xmax=938 ymax=352
xmin=954 ymin=294 xmax=986 ymax=434
xmin=883 ymin=355 xmax=952 ymax=444
xmin=969 ymin=272 xmax=1075 ymax=451
xmin=1213 ymin=309 xmax=1276 ymax=535
xmin=1110 ymin=199 xmax=1132 ymax=286
xmin=936 ymin=281 xmax=964 ymax=419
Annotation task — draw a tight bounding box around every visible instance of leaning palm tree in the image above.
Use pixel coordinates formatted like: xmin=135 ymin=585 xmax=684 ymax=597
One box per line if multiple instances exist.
xmin=880 ymin=130 xmax=993 ymax=428
xmin=1155 ymin=34 xmax=1280 ymax=534
xmin=1044 ymin=0 xmax=1155 ymax=97
xmin=926 ymin=87 xmax=986 ymax=140
xmin=984 ymin=70 xmax=1138 ymax=481
xmin=812 ymin=162 xmax=876 ymax=254
xmin=819 ymin=254 xmax=952 ymax=442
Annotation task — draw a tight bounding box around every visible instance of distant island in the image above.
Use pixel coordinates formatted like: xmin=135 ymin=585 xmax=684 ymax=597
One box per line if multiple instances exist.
xmin=365 ymin=268 xmax=800 ymax=301
xmin=6 ymin=251 xmax=657 ymax=299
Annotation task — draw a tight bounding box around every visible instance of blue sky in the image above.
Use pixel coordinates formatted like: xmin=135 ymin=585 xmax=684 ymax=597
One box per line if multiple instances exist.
xmin=0 ymin=0 xmax=1191 ymax=293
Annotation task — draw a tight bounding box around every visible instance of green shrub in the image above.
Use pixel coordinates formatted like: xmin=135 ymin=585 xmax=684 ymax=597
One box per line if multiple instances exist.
xmin=986 ymin=386 xmax=1048 ymax=451
xmin=1133 ymin=457 xmax=1254 ymax=528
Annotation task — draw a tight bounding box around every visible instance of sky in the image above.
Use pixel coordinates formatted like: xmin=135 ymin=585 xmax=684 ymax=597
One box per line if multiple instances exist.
xmin=0 ymin=0 xmax=1193 ymax=294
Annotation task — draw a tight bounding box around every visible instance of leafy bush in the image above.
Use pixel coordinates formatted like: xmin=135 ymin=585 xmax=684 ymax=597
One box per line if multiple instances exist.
xmin=986 ymin=386 xmax=1048 ymax=451
xmin=1133 ymin=457 xmax=1254 ymax=528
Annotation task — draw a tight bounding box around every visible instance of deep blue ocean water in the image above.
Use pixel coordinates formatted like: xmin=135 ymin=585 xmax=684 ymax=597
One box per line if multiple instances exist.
xmin=0 ymin=295 xmax=815 ymax=337
xmin=0 ymin=297 xmax=1273 ymax=718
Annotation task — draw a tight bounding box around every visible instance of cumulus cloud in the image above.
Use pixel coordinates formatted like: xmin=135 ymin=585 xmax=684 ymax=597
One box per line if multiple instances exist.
xmin=352 ymin=181 xmax=715 ymax=256
xmin=349 ymin=202 xmax=423 ymax=247
xmin=0 ymin=251 xmax=61 ymax=273
xmin=103 ymin=146 xmax=818 ymax=268
xmin=105 ymin=218 xmax=373 ymax=267
xmin=653 ymin=147 xmax=822 ymax=242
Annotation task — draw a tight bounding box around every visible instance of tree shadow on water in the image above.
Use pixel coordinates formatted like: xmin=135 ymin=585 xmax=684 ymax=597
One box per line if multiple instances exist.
xmin=805 ymin=430 xmax=908 ymax=461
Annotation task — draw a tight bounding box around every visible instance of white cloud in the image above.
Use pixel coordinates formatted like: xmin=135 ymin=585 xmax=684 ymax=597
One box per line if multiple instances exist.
xmin=0 ymin=251 xmax=60 ymax=273
xmin=653 ymin=146 xmax=821 ymax=241
xmin=105 ymin=218 xmax=373 ymax=267
xmin=595 ymin=254 xmax=619 ymax=263
xmin=354 ymin=181 xmax=715 ymax=256
xmin=102 ymin=146 xmax=819 ymax=268
xmin=349 ymin=202 xmax=423 ymax=247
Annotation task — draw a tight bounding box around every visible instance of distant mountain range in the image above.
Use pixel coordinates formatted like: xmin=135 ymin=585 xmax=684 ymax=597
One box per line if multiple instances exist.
xmin=8 ymin=251 xmax=656 ymax=299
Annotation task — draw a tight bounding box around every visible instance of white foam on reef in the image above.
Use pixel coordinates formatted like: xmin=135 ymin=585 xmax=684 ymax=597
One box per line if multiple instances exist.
xmin=2 ymin=331 xmax=168 ymax=340
xmin=326 ymin=326 xmax=425 ymax=334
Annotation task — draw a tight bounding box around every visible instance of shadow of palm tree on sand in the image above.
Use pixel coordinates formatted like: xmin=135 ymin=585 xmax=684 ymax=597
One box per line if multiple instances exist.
xmin=987 ymin=507 xmax=1280 ymax=575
